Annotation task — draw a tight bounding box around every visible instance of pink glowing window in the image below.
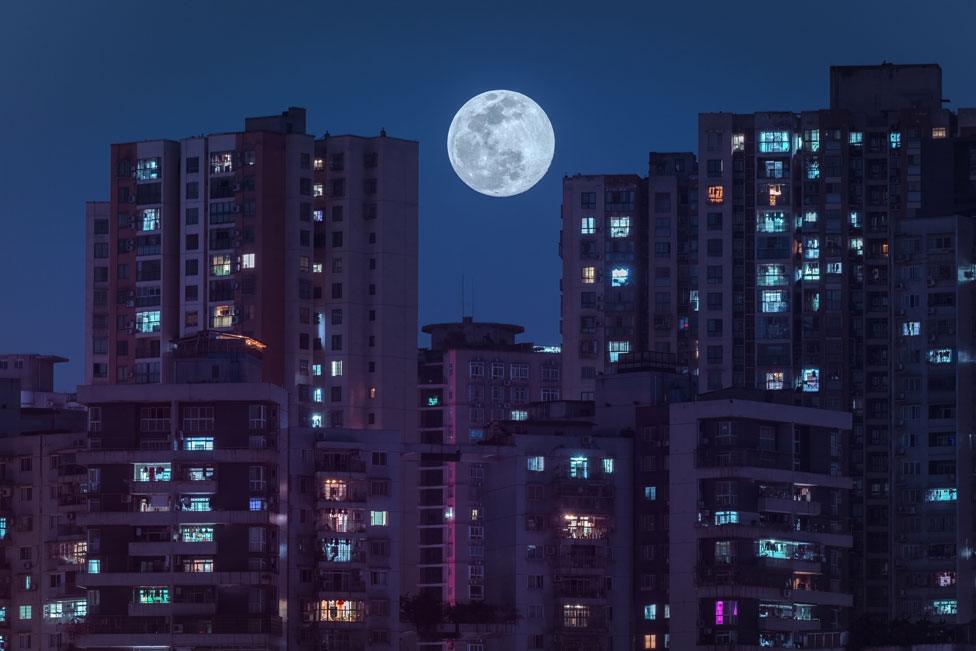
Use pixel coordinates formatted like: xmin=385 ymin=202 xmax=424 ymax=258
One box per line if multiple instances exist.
xmin=714 ymin=600 xmax=738 ymax=625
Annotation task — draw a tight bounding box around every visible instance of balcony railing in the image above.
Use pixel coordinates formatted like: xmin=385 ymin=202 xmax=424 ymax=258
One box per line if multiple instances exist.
xmin=79 ymin=615 xmax=282 ymax=636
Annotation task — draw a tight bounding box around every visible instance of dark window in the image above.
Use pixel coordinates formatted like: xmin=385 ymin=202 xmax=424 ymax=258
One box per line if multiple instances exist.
xmin=186 ymin=157 xmax=200 ymax=173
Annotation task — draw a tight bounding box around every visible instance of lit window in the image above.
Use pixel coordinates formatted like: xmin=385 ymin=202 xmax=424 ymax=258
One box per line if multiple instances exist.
xmin=211 ymin=304 xmax=235 ymax=328
xmin=804 ymin=129 xmax=820 ymax=152
xmin=714 ymin=511 xmax=738 ymax=525
xmin=318 ymin=599 xmax=365 ymax=623
xmin=137 ymin=587 xmax=169 ymax=604
xmin=581 ymin=267 xmax=596 ymax=284
xmin=806 ymin=160 xmax=820 ymax=179
xmin=707 ymin=186 xmax=724 ymax=204
xmin=714 ymin=600 xmax=739 ymax=625
xmin=580 ymin=216 xmax=595 ymax=235
xmin=311 ymin=413 xmax=323 ymax=428
xmin=761 ymin=290 xmax=788 ymax=313
xmin=800 ymin=368 xmax=820 ymax=392
xmin=765 ymin=372 xmax=784 ymax=390
xmin=765 ymin=160 xmax=783 ymax=178
xmin=758 ymin=131 xmax=790 ymax=153
xmin=511 ymin=410 xmax=528 ymax=421
xmin=182 ymin=497 xmax=212 ymax=512
xmin=369 ymin=386 xmax=377 ymax=399
xmin=804 ymin=211 xmax=818 ymax=224
xmin=803 ymin=262 xmax=820 ymax=280
xmin=932 ymin=127 xmax=947 ymax=139
xmin=312 ymin=364 xmax=322 ymax=376
xmin=183 ymin=558 xmax=214 ymax=573
xmin=925 ymin=488 xmax=957 ymax=502
xmin=469 ymin=429 xmax=484 ymax=442
xmin=804 ymin=237 xmax=820 ymax=260
xmin=757 ymin=211 xmax=786 ymax=233
xmin=527 ymin=456 xmax=545 ymax=472
xmin=313 ymin=158 xmax=324 ymax=170
xmin=133 ymin=464 xmax=171 ymax=482
xmin=689 ymin=290 xmax=699 ymax=311
xmin=209 ymin=152 xmax=234 ymax=174
xmin=890 ymin=132 xmax=902 ymax=148
xmin=569 ymin=456 xmax=589 ymax=479
xmin=563 ymin=604 xmax=590 ymax=628
xmin=850 ymin=237 xmax=863 ymax=254
xmin=19 ymin=605 xmax=31 ymax=620
xmin=610 ymin=216 xmax=631 ymax=238
xmin=135 ymin=157 xmax=161 ymax=180
xmin=312 ymin=388 xmax=323 ymax=403
xmin=370 ymin=511 xmax=389 ymax=526
xmin=937 ymin=571 xmax=957 ymax=587
xmin=181 ymin=526 xmax=214 ymax=542
xmin=602 ymin=458 xmax=614 ymax=474
xmin=644 ymin=486 xmax=657 ymax=500
xmin=644 ymin=634 xmax=657 ymax=649
xmin=184 ymin=437 xmax=213 ymax=451
xmin=731 ymin=133 xmax=745 ymax=152
xmin=211 ymin=254 xmax=232 ymax=276
xmin=0 ymin=517 xmax=6 ymax=539
xmin=826 ymin=262 xmax=843 ymax=274
xmin=140 ymin=208 xmax=160 ymax=231
xmin=242 ymin=253 xmax=255 ymax=269
xmin=931 ymin=599 xmax=957 ymax=615
xmin=87 ymin=559 xmax=100 ymax=574
xmin=312 ymin=209 xmax=324 ymax=222
xmin=313 ymin=183 xmax=324 ymax=197
xmin=330 ymin=360 xmax=343 ymax=377
xmin=927 ymin=348 xmax=954 ymax=364
xmin=849 ymin=131 xmax=863 ymax=145
xmin=849 ymin=211 xmax=862 ymax=228
xmin=767 ymin=184 xmax=782 ymax=206
xmin=610 ymin=267 xmax=630 ymax=287
xmin=902 ymin=322 xmax=921 ymax=336
xmin=644 ymin=604 xmax=657 ymax=620
xmin=249 ymin=498 xmax=267 ymax=512
xmin=758 ymin=264 xmax=787 ymax=287
xmin=135 ymin=311 xmax=161 ymax=334
xmin=608 ymin=340 xmax=630 ymax=363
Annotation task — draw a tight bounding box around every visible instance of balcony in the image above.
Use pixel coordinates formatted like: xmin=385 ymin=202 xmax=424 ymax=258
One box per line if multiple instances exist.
xmin=759 ymin=616 xmax=822 ymax=632
xmin=758 ymin=496 xmax=822 ymax=516
xmin=129 ymin=541 xmax=217 ymax=556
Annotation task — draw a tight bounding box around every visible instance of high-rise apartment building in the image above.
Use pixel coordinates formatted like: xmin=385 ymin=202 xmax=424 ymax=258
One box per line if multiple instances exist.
xmin=85 ymin=108 xmax=418 ymax=434
xmin=561 ymin=63 xmax=976 ymax=630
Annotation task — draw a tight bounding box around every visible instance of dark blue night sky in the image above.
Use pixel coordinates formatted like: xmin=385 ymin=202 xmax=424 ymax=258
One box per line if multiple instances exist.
xmin=2 ymin=0 xmax=974 ymax=389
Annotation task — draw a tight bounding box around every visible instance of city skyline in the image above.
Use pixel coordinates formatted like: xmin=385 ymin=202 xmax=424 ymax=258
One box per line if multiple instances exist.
xmin=4 ymin=1 xmax=976 ymax=390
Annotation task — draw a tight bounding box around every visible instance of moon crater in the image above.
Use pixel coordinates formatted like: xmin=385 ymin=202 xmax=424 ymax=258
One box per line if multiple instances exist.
xmin=447 ymin=90 xmax=555 ymax=197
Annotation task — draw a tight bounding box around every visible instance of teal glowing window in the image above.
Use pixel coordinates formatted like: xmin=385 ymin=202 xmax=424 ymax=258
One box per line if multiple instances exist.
xmin=757 ymin=211 xmax=787 ymax=233
xmin=135 ymin=311 xmax=161 ymax=333
xmin=758 ymin=264 xmax=787 ymax=287
xmin=183 ymin=497 xmax=212 ymax=512
xmin=137 ymin=587 xmax=169 ymax=604
xmin=569 ymin=456 xmax=589 ymax=479
xmin=806 ymin=160 xmax=820 ymax=179
xmin=850 ymin=237 xmax=863 ymax=254
xmin=689 ymin=290 xmax=699 ymax=311
xmin=426 ymin=395 xmax=440 ymax=407
xmin=608 ymin=340 xmax=630 ymax=363
xmin=890 ymin=132 xmax=902 ymax=149
xmin=18 ymin=605 xmax=31 ymax=620
xmin=610 ymin=267 xmax=630 ymax=287
xmin=925 ymin=488 xmax=957 ymax=502
xmin=580 ymin=217 xmax=595 ymax=235
xmin=312 ymin=388 xmax=323 ymax=403
xmin=804 ymin=238 xmax=819 ymax=259
xmin=140 ymin=208 xmax=160 ymax=231
xmin=181 ymin=526 xmax=214 ymax=542
xmin=714 ymin=511 xmax=738 ymax=525
xmin=311 ymin=364 xmax=322 ymax=376
xmin=87 ymin=559 xmax=100 ymax=574
xmin=323 ymin=538 xmax=354 ymax=562
xmin=801 ymin=368 xmax=820 ymax=392
xmin=902 ymin=322 xmax=921 ymax=336
xmin=849 ymin=131 xmax=863 ymax=145
xmin=761 ymin=290 xmax=788 ymax=313
xmin=931 ymin=599 xmax=957 ymax=615
xmin=602 ymin=458 xmax=614 ymax=474
xmin=511 ymin=409 xmax=528 ymax=421
xmin=186 ymin=466 xmax=215 ymax=481
xmin=927 ymin=349 xmax=954 ymax=364
xmin=804 ymin=211 xmax=818 ymax=224
xmin=184 ymin=437 xmax=213 ymax=451
xmin=644 ymin=604 xmax=657 ymax=620
xmin=757 ymin=539 xmax=816 ymax=560
xmin=135 ymin=158 xmax=161 ymax=180
xmin=826 ymin=262 xmax=843 ymax=274
xmin=644 ymin=486 xmax=657 ymax=501
xmin=0 ymin=516 xmax=6 ymax=540
xmin=0 ymin=606 xmax=5 ymax=622
xmin=44 ymin=599 xmax=87 ymax=621
xmin=758 ymin=131 xmax=791 ymax=153
xmin=133 ymin=464 xmax=171 ymax=482
xmin=849 ymin=211 xmax=862 ymax=228
xmin=610 ymin=216 xmax=631 ymax=238
xmin=803 ymin=262 xmax=820 ymax=280
xmin=527 ymin=456 xmax=545 ymax=472
xmin=249 ymin=498 xmax=267 ymax=511
xmin=370 ymin=511 xmax=388 ymax=526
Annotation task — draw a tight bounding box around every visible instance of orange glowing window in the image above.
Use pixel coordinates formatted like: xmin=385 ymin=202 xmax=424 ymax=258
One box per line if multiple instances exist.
xmin=707 ymin=186 xmax=724 ymax=204
xmin=768 ymin=184 xmax=783 ymax=206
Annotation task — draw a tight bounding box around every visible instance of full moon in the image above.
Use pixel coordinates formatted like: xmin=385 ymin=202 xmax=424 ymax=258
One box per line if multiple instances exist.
xmin=447 ymin=90 xmax=555 ymax=197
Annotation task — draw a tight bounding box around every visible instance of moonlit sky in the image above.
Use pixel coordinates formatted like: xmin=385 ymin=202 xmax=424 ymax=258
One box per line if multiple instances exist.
xmin=1 ymin=0 xmax=975 ymax=390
